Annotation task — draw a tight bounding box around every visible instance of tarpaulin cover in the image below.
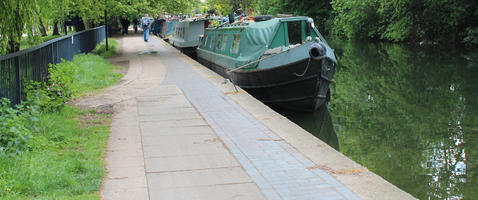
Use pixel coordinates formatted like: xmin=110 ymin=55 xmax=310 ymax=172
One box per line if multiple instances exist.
xmin=238 ymin=18 xmax=282 ymax=61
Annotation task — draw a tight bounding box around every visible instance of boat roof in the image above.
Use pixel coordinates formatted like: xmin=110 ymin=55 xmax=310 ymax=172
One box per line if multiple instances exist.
xmin=204 ymin=17 xmax=316 ymax=62
xmin=207 ymin=16 xmax=311 ymax=30
xmin=201 ymin=16 xmax=329 ymax=63
xmin=181 ymin=18 xmax=209 ymax=22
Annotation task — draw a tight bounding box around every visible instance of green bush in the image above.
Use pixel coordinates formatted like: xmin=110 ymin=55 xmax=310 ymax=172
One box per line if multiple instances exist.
xmin=462 ymin=27 xmax=478 ymax=46
xmin=23 ymin=81 xmax=67 ymax=113
xmin=48 ymin=58 xmax=78 ymax=98
xmin=0 ymin=99 xmax=36 ymax=154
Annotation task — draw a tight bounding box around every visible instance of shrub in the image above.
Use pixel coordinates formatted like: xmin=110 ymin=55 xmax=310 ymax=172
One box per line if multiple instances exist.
xmin=462 ymin=27 xmax=478 ymax=46
xmin=0 ymin=98 xmax=37 ymax=154
xmin=23 ymin=81 xmax=67 ymax=113
xmin=48 ymin=59 xmax=78 ymax=98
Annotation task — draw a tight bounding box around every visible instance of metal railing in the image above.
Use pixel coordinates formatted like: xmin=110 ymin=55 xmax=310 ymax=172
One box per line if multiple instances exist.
xmin=0 ymin=26 xmax=106 ymax=104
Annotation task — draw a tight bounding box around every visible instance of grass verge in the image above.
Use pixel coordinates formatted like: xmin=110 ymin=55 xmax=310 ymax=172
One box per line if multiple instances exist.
xmin=0 ymin=107 xmax=110 ymax=199
xmin=71 ymin=54 xmax=123 ymax=97
xmin=93 ymin=38 xmax=118 ymax=58
xmin=1 ymin=45 xmax=122 ymax=199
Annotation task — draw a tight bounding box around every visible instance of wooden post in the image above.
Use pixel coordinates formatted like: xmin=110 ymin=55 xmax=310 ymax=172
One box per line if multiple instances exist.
xmin=105 ymin=4 xmax=109 ymax=51
xmin=14 ymin=57 xmax=21 ymax=104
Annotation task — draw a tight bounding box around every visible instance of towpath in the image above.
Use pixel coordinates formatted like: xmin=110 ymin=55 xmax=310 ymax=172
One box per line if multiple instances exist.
xmin=76 ymin=33 xmax=416 ymax=200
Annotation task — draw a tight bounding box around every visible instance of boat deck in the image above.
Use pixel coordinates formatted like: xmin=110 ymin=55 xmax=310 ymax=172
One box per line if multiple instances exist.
xmin=83 ymin=33 xmax=416 ymax=200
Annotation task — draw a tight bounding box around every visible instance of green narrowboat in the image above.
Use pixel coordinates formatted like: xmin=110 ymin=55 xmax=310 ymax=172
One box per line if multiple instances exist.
xmin=152 ymin=18 xmax=165 ymax=36
xmin=169 ymin=19 xmax=209 ymax=53
xmin=160 ymin=20 xmax=178 ymax=41
xmin=196 ymin=17 xmax=337 ymax=112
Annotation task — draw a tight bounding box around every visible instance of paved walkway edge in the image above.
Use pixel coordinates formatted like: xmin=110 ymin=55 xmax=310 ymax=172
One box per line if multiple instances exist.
xmin=157 ymin=38 xmax=417 ymax=200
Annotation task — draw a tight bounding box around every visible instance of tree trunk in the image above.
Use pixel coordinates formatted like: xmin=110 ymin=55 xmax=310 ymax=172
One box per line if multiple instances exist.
xmin=8 ymin=33 xmax=21 ymax=53
xmin=8 ymin=40 xmax=20 ymax=53
xmin=39 ymin=18 xmax=48 ymax=36
xmin=8 ymin=1 xmax=23 ymax=53
xmin=88 ymin=20 xmax=95 ymax=29
xmin=53 ymin=20 xmax=59 ymax=35
xmin=75 ymin=18 xmax=86 ymax=32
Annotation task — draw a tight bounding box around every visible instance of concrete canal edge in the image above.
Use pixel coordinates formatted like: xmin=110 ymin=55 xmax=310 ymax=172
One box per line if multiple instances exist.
xmin=156 ymin=38 xmax=417 ymax=200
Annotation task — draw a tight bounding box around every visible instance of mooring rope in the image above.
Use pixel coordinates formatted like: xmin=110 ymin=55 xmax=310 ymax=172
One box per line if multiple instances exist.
xmin=294 ymin=55 xmax=328 ymax=77
xmin=224 ymin=53 xmax=275 ymax=91
xmin=294 ymin=57 xmax=311 ymax=77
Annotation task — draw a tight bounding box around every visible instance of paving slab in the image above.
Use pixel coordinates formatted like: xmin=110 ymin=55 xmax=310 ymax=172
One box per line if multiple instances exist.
xmin=145 ymin=153 xmax=241 ymax=172
xmin=137 ymin=85 xmax=266 ymax=200
xmin=100 ymin=99 xmax=149 ymax=200
xmin=139 ymin=125 xmax=213 ymax=136
xmin=147 ymin=167 xmax=253 ymax=189
xmin=149 ymin=183 xmax=265 ymax=200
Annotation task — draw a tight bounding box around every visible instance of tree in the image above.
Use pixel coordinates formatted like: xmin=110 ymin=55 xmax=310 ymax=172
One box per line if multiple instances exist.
xmin=205 ymin=0 xmax=233 ymax=16
xmin=0 ymin=0 xmax=39 ymax=54
xmin=330 ymin=0 xmax=478 ymax=44
xmin=330 ymin=0 xmax=380 ymax=39
xmin=205 ymin=0 xmax=258 ymax=16
xmin=256 ymin=0 xmax=332 ymax=33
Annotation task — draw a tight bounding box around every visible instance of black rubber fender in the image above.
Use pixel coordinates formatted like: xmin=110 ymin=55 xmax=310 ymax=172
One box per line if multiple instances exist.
xmin=254 ymin=15 xmax=272 ymax=22
xmin=309 ymin=43 xmax=326 ymax=59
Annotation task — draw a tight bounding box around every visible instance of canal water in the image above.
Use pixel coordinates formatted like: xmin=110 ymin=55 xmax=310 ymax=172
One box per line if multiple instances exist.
xmin=279 ymin=39 xmax=478 ymax=199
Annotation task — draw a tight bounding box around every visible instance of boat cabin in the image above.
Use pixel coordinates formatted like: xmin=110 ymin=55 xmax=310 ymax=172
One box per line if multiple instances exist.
xmin=197 ymin=17 xmax=326 ymax=69
xmin=170 ymin=19 xmax=209 ymax=48
xmin=160 ymin=20 xmax=178 ymax=39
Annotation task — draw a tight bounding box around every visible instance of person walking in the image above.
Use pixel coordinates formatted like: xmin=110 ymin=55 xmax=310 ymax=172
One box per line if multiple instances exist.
xmin=132 ymin=18 xmax=139 ymax=33
xmin=141 ymin=14 xmax=153 ymax=42
xmin=121 ymin=17 xmax=130 ymax=35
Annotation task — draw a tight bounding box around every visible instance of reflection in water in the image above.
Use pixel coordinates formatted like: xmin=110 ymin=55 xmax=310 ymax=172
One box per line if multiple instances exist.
xmin=281 ymin=39 xmax=478 ymax=199
xmin=279 ymin=105 xmax=339 ymax=151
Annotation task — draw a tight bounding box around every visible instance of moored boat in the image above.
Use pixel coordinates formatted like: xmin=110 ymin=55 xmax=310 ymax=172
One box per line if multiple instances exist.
xmin=159 ymin=19 xmax=178 ymax=41
xmin=169 ymin=18 xmax=209 ymax=53
xmin=196 ymin=16 xmax=337 ymax=112
xmin=152 ymin=18 xmax=165 ymax=36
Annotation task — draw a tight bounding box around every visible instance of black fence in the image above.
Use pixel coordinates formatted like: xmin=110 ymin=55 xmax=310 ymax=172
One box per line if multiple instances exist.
xmin=0 ymin=26 xmax=106 ymax=105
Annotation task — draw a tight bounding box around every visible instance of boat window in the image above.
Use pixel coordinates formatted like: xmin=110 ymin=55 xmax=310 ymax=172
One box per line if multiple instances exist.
xmin=306 ymin=23 xmax=311 ymax=37
xmin=287 ymin=21 xmax=302 ymax=45
xmin=231 ymin=34 xmax=241 ymax=54
xmin=216 ymin=34 xmax=223 ymax=50
xmin=202 ymin=35 xmax=208 ymax=47
xmin=209 ymin=34 xmax=215 ymax=49
xmin=221 ymin=34 xmax=228 ymax=50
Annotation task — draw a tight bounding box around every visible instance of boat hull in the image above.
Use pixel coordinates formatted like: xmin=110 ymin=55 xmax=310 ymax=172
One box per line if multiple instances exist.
xmin=197 ymin=56 xmax=333 ymax=112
